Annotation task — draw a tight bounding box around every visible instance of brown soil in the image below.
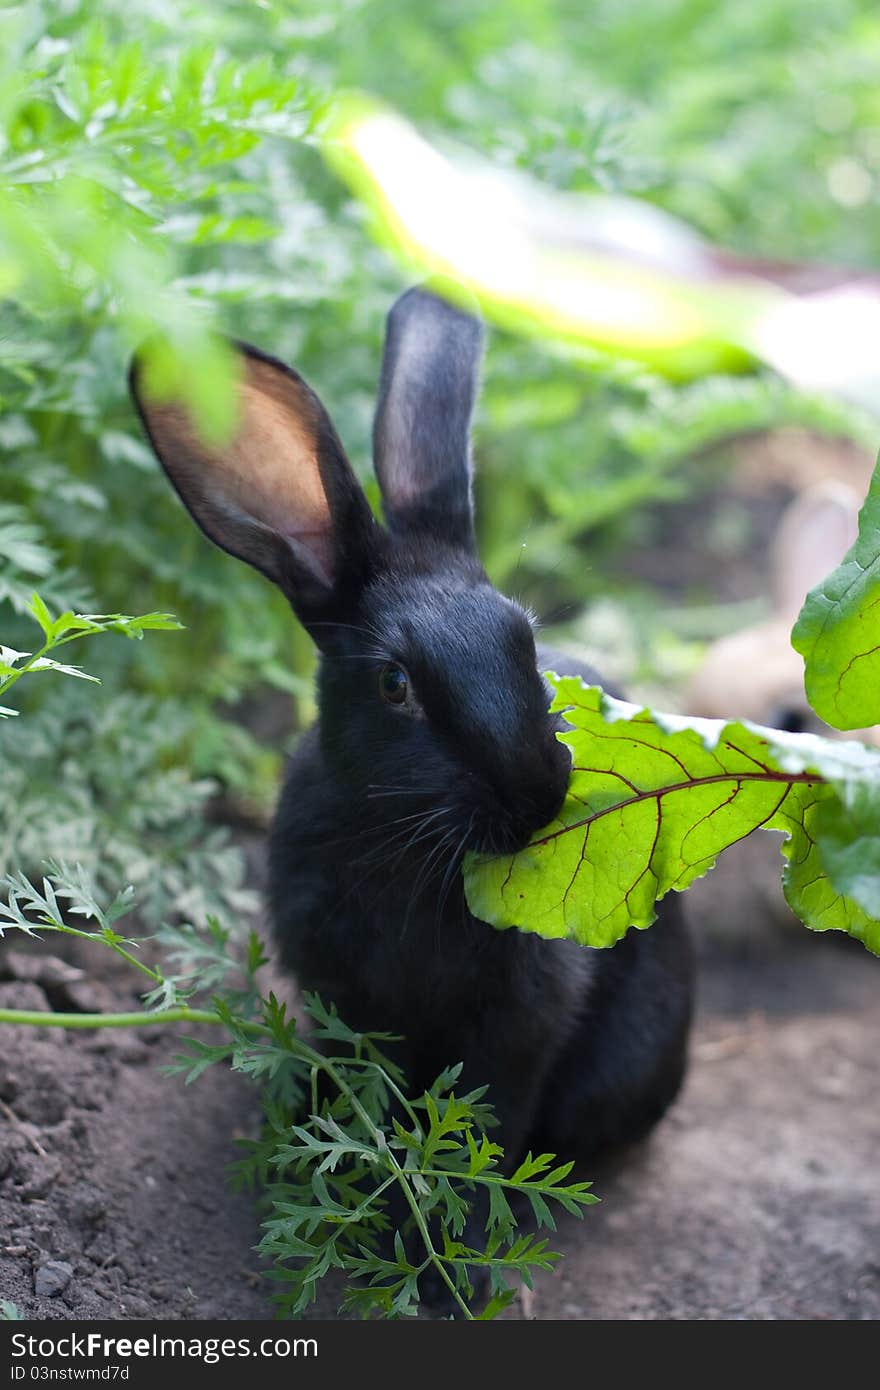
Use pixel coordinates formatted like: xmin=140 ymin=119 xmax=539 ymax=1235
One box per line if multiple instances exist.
xmin=1 ymin=925 xmax=878 ymax=1321
xmin=0 ymin=951 xmax=267 ymax=1321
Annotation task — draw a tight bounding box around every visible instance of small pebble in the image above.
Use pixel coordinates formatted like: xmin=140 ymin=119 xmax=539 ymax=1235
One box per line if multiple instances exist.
xmin=84 ymin=1230 xmax=114 ymax=1262
xmin=0 ymin=982 xmax=51 ymax=1013
xmin=63 ymin=980 xmax=120 ymax=1015
xmin=120 ymin=1295 xmax=151 ymax=1318
xmin=85 ymin=1029 xmax=150 ymax=1063
xmin=34 ymin=1259 xmax=74 ymax=1298
xmin=1 ymin=952 xmax=85 ymax=990
xmin=12 ymin=1072 xmax=68 ymax=1126
xmin=66 ymin=1182 xmax=106 ymax=1226
xmin=18 ymin=1152 xmax=62 ymax=1199
xmin=0 ymin=1066 xmax=20 ymax=1101
xmin=0 ymin=1130 xmax=24 ymax=1180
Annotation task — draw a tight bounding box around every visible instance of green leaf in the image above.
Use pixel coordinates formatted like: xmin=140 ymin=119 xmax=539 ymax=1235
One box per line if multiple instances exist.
xmin=119 ymin=613 xmax=184 ymax=635
xmin=166 ymin=1039 xmax=236 ymax=1084
xmin=486 ymin=1182 xmax=514 ymax=1234
xmin=0 ymin=647 xmax=28 ymax=665
xmin=805 ymin=794 xmax=880 ymax=921
xmin=466 ymin=1130 xmax=504 ymax=1177
xmin=29 ymin=656 xmax=100 ymax=683
xmin=464 ymin=678 xmax=880 ymax=955
xmin=27 ymin=590 xmax=53 ymax=638
xmin=792 ymin=460 xmax=880 ymax=730
xmin=476 ymin=1288 xmax=518 ymax=1319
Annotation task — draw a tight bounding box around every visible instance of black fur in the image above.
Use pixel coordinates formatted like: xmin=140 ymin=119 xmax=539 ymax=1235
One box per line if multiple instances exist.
xmin=270 ymin=623 xmax=692 ymax=1166
xmin=131 ymin=287 xmax=694 ymax=1311
xmin=373 ymin=288 xmax=483 ymax=550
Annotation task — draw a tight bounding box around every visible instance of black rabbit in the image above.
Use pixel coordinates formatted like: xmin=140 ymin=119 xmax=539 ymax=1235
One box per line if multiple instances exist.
xmin=131 ymin=287 xmax=694 ymax=1305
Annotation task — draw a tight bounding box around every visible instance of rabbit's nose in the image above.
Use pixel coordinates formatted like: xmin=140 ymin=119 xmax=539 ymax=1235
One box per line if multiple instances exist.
xmin=505 ymin=734 xmax=571 ymax=836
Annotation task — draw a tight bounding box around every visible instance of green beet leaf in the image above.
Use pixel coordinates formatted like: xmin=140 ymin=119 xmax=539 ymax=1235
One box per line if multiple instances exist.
xmin=463 ymin=678 xmax=880 ymax=955
xmin=791 ymin=460 xmax=880 ymax=730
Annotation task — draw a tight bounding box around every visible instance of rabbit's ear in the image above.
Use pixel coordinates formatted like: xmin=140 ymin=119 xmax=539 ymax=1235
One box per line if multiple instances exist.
xmin=373 ymin=287 xmax=485 ymax=552
xmin=771 ymin=481 xmax=861 ymax=619
xmin=130 ymin=343 xmax=381 ymax=637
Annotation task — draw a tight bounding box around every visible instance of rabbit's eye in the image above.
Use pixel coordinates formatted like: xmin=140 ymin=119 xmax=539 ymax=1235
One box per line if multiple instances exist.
xmin=379 ymin=663 xmax=409 ymax=706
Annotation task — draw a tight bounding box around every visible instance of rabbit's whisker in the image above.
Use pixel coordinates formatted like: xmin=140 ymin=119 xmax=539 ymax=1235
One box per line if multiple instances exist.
xmin=435 ymin=813 xmax=475 ymax=922
xmin=367 ymin=785 xmax=429 ymax=799
xmin=344 ymin=817 xmax=453 ymax=921
xmin=315 ymin=807 xmax=437 ymax=855
xmin=347 ymin=807 xmax=452 ymax=871
xmin=308 ymin=620 xmax=379 ymax=637
xmin=340 ymin=806 xmax=454 ymax=902
xmin=400 ymin=828 xmax=458 ymax=939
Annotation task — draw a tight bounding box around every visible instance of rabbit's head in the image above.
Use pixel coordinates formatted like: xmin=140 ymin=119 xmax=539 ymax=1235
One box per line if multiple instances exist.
xmin=687 ymin=480 xmax=871 ymax=739
xmin=131 ymin=288 xmax=570 ymax=854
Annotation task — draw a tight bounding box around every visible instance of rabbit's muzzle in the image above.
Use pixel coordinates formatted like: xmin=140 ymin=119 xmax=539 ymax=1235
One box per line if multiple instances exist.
xmin=471 ymin=726 xmax=571 ymax=855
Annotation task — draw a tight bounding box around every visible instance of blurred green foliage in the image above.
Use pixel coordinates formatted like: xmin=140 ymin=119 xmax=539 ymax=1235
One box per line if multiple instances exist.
xmin=2 ymin=0 xmax=879 ymax=886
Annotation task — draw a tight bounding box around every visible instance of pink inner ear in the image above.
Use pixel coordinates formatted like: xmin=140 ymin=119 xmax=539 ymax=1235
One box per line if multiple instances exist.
xmin=279 ymin=527 xmax=335 ymax=588
xmin=137 ymin=352 xmax=342 ymax=591
xmin=222 ymin=377 xmax=335 ymax=585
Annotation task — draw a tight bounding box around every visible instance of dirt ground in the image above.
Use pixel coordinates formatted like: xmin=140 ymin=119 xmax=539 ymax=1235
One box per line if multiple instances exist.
xmin=1 ymin=431 xmax=878 ymax=1322
xmin=1 ymin=919 xmax=878 ymax=1321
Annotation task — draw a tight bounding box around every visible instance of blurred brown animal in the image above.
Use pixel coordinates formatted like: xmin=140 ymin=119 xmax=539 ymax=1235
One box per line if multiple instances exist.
xmin=687 ymin=479 xmax=867 ymax=737
xmin=684 ymin=465 xmax=875 ymax=949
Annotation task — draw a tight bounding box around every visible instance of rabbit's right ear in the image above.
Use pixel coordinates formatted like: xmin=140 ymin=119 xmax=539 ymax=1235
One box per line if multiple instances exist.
xmin=129 ymin=343 xmax=382 ymax=640
xmin=373 ymin=287 xmax=485 ymax=552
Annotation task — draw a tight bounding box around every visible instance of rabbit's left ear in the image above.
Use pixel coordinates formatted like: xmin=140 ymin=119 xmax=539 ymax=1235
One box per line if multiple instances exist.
xmin=373 ymin=287 xmax=485 ymax=552
xmin=129 ymin=343 xmax=382 ymax=637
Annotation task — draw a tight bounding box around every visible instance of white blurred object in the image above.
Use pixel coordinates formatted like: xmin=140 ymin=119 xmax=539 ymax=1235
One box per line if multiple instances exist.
xmin=328 ymin=98 xmax=880 ymax=408
xmin=753 ymin=285 xmax=880 ymax=414
xmin=687 ymin=478 xmax=875 ymax=741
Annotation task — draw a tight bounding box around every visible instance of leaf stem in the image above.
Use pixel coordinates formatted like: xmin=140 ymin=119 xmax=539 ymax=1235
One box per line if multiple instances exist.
xmin=0 ymin=1006 xmax=252 ymax=1030
xmin=530 ymin=767 xmax=818 ymax=847
xmin=105 ymin=941 xmax=163 ymax=983
xmin=322 ymin=1053 xmax=423 ymax=1132
xmin=26 ymin=921 xmax=163 ymax=984
xmin=309 ymin=1051 xmax=473 ymax=1318
xmin=0 ymin=637 xmax=53 ymax=704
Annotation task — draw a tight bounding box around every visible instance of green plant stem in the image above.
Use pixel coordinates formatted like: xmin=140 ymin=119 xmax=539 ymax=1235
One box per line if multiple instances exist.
xmin=0 ymin=623 xmax=151 ymax=708
xmin=106 ymin=942 xmax=163 ymax=982
xmin=323 ymin=1053 xmax=423 ymax=1132
xmin=0 ymin=637 xmax=54 ymax=703
xmin=27 ymin=921 xmax=164 ymax=985
xmin=0 ymin=1005 xmax=225 ymax=1029
xmin=0 ymin=999 xmax=471 ymax=1313
xmin=313 ymin=1051 xmax=473 ymax=1318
